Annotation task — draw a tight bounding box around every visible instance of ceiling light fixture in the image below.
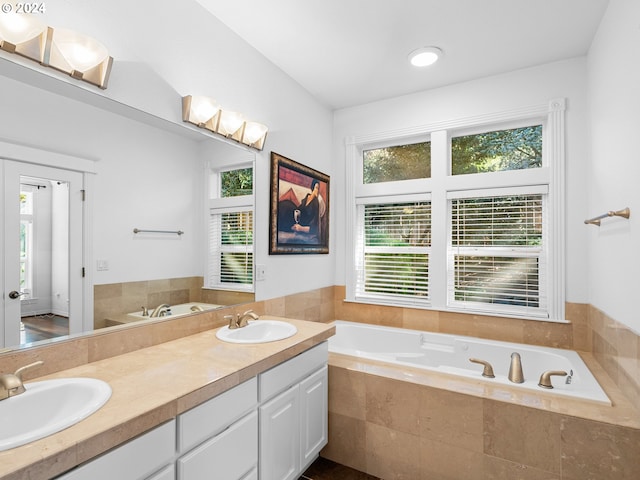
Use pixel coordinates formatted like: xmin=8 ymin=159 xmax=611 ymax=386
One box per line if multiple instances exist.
xmin=182 ymin=96 xmax=268 ymax=151
xmin=408 ymin=46 xmax=442 ymax=67
xmin=0 ymin=15 xmax=112 ymax=88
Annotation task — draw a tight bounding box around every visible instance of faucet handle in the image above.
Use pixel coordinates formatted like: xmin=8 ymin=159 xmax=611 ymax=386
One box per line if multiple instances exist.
xmin=469 ymin=358 xmax=495 ymax=378
xmin=538 ymin=370 xmax=568 ymax=389
xmin=224 ymin=314 xmax=239 ymax=329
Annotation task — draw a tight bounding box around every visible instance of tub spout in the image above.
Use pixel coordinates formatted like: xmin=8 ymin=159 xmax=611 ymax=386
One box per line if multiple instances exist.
xmin=508 ymin=352 xmax=524 ymax=383
xmin=469 ymin=358 xmax=495 ymax=378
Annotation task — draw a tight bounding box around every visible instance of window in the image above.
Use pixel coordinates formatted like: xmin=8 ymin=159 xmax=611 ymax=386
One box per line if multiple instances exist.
xmin=355 ymin=201 xmax=431 ymax=304
xmin=207 ymin=166 xmax=254 ymax=292
xmin=448 ymin=190 xmax=546 ymax=316
xmin=347 ymin=99 xmax=565 ymax=321
xmin=363 ymin=141 xmax=431 ymax=183
xmin=19 ymin=187 xmax=34 ymax=298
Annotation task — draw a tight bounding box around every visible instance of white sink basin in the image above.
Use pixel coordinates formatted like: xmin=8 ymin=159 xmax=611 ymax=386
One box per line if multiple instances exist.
xmin=0 ymin=377 xmax=112 ymax=451
xmin=216 ymin=320 xmax=297 ymax=344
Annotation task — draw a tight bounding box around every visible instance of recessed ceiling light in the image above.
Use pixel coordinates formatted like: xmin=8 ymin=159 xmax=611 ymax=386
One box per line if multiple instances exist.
xmin=408 ymin=46 xmax=442 ymax=67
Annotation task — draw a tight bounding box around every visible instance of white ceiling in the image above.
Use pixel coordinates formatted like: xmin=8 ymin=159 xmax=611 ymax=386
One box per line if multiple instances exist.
xmin=195 ymin=0 xmax=610 ymax=110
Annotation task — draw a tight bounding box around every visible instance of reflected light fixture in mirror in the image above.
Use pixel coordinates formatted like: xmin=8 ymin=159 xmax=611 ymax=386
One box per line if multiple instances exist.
xmin=181 ymin=95 xmax=268 ymax=151
xmin=0 ymin=13 xmax=48 ymax=62
xmin=182 ymin=95 xmax=221 ymax=130
xmin=241 ymin=121 xmax=269 ymax=150
xmin=216 ymin=110 xmax=245 ymax=142
xmin=47 ymin=28 xmax=113 ymax=89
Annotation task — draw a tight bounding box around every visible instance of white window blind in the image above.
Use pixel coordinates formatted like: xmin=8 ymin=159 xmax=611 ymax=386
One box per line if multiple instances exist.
xmin=356 ymin=201 xmax=431 ymax=304
xmin=448 ymin=192 xmax=547 ymax=317
xmin=208 ymin=209 xmax=253 ymax=290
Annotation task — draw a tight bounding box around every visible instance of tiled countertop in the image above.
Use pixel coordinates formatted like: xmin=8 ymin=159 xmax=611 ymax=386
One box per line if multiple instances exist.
xmin=0 ymin=318 xmax=334 ymax=480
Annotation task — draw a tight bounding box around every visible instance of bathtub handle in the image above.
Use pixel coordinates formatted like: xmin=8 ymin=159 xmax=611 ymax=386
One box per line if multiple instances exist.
xmin=469 ymin=358 xmax=495 ymax=378
xmin=538 ymin=370 xmax=568 ymax=389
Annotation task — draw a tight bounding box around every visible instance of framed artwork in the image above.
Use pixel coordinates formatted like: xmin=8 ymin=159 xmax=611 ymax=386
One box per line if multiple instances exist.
xmin=269 ymin=152 xmax=330 ymax=254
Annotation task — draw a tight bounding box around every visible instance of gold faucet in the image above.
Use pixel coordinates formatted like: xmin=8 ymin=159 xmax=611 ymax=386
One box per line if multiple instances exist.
xmin=538 ymin=370 xmax=567 ymax=389
xmin=0 ymin=360 xmax=44 ymax=400
xmin=508 ymin=352 xmax=524 ymax=383
xmin=469 ymin=358 xmax=495 ymax=378
xmin=225 ymin=310 xmax=259 ymax=329
xmin=150 ymin=304 xmax=170 ymax=318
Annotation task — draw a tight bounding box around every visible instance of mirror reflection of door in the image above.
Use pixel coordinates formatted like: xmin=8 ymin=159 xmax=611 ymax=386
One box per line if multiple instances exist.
xmin=2 ymin=160 xmax=84 ymax=348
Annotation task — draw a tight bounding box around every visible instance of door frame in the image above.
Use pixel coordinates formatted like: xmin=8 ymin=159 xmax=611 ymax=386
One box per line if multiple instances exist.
xmin=0 ymin=139 xmax=96 ymax=345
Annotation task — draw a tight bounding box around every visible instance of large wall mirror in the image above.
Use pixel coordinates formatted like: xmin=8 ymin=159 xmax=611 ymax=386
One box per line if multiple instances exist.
xmin=0 ymin=70 xmax=256 ymax=352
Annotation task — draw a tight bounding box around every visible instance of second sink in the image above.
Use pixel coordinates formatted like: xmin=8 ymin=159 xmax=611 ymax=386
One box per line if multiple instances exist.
xmin=0 ymin=377 xmax=112 ymax=452
xmin=216 ymin=319 xmax=297 ymax=344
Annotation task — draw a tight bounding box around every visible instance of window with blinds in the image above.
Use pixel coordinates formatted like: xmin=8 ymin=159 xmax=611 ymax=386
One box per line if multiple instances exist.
xmin=207 ymin=164 xmax=254 ymax=292
xmin=356 ymin=201 xmax=431 ymax=303
xmin=209 ymin=210 xmax=253 ymax=288
xmin=449 ymin=193 xmax=546 ymax=315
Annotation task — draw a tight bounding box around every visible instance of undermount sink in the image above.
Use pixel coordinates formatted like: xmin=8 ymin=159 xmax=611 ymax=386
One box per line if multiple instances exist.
xmin=216 ymin=319 xmax=297 ymax=344
xmin=0 ymin=377 xmax=112 ymax=452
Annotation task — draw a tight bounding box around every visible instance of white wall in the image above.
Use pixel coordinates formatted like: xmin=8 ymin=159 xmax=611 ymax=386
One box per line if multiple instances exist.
xmin=333 ymin=58 xmax=591 ymax=304
xmin=587 ymin=0 xmax=640 ymax=332
xmin=0 ymin=0 xmax=335 ymax=303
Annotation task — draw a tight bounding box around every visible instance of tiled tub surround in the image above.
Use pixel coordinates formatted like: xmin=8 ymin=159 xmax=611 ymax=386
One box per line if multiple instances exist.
xmin=93 ymin=277 xmax=254 ymax=329
xmin=323 ymin=353 xmax=640 ymax=480
xmin=0 ymin=317 xmax=334 ymax=480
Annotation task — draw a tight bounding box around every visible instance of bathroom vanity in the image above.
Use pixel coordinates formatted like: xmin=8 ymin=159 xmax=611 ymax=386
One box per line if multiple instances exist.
xmin=0 ymin=318 xmax=333 ymax=480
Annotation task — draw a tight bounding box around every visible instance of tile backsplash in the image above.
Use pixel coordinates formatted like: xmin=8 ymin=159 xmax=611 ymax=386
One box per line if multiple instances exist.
xmin=2 ymin=284 xmax=638 ymax=407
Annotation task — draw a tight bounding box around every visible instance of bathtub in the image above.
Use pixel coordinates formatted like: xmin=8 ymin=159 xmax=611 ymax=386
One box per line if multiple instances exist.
xmin=126 ymin=302 xmax=222 ymax=321
xmin=329 ymin=321 xmax=611 ymax=405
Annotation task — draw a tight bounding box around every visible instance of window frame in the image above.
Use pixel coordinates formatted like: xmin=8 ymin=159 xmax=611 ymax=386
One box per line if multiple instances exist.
xmin=346 ymin=98 xmax=566 ymax=322
xmin=206 ymin=162 xmax=255 ymax=293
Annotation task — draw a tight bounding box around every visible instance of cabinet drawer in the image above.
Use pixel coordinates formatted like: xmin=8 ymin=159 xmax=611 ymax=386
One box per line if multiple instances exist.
xmin=56 ymin=420 xmax=175 ymax=480
xmin=147 ymin=465 xmax=175 ymax=480
xmin=178 ymin=377 xmax=257 ymax=453
xmin=177 ymin=411 xmax=258 ymax=480
xmin=259 ymin=342 xmax=328 ymax=401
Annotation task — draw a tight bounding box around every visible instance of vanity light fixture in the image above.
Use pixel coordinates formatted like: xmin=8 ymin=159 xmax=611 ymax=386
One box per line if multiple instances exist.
xmin=0 ymin=15 xmax=112 ymax=89
xmin=181 ymin=95 xmax=268 ymax=151
xmin=408 ymin=46 xmax=442 ymax=67
xmin=47 ymin=28 xmax=113 ymax=89
xmin=0 ymin=13 xmax=48 ymax=62
xmin=182 ymin=95 xmax=221 ymax=130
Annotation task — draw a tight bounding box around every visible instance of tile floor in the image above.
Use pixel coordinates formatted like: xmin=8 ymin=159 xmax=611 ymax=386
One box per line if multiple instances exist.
xmin=300 ymin=457 xmax=380 ymax=480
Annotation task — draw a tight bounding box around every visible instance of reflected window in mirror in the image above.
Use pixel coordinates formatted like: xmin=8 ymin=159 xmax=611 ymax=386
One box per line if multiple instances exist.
xmin=208 ymin=165 xmax=255 ymax=292
xmin=19 ymin=186 xmax=35 ymax=299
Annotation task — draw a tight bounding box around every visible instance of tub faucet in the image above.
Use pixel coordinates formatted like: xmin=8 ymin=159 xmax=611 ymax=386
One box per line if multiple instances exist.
xmin=0 ymin=360 xmax=44 ymax=400
xmin=469 ymin=358 xmax=495 ymax=378
xmin=538 ymin=370 xmax=567 ymax=389
xmin=508 ymin=352 xmax=524 ymax=383
xmin=150 ymin=304 xmax=170 ymax=317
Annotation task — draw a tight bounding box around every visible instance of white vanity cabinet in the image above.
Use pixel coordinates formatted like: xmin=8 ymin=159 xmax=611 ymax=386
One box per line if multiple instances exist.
xmin=176 ymin=377 xmax=258 ymax=480
xmin=55 ymin=420 xmax=176 ymax=480
xmin=258 ymin=342 xmax=328 ymax=480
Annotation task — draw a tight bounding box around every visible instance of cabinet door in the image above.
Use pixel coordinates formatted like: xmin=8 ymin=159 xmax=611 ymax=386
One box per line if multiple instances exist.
xmin=147 ymin=465 xmax=175 ymax=480
xmin=178 ymin=411 xmax=258 ymax=480
xmin=299 ymin=366 xmax=328 ymax=468
xmin=259 ymin=385 xmax=300 ymax=480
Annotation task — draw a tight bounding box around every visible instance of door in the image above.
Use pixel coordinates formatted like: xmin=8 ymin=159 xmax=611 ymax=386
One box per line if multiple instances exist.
xmin=1 ymin=160 xmax=84 ymax=348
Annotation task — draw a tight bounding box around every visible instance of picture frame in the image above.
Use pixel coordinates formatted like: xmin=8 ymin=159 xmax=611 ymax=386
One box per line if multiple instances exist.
xmin=269 ymin=152 xmax=330 ymax=254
